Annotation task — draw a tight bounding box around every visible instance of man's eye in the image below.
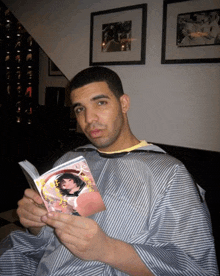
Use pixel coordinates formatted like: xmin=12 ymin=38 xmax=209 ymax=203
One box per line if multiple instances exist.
xmin=98 ymin=101 xmax=107 ymax=106
xmin=74 ymin=107 xmax=84 ymax=114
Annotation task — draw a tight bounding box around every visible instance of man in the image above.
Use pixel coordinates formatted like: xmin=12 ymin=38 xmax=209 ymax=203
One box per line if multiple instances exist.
xmin=0 ymin=67 xmax=218 ymax=275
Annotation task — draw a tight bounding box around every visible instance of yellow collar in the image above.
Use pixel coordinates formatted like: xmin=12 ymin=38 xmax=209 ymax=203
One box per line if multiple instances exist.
xmin=99 ymin=140 xmax=149 ymax=154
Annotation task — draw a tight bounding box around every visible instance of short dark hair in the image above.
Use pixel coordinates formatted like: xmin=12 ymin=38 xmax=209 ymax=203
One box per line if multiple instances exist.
xmin=69 ymin=66 xmax=124 ymax=99
xmin=57 ymin=173 xmax=86 ymax=196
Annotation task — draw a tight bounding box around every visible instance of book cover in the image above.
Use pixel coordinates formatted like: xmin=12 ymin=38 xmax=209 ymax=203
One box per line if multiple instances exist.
xmin=19 ymin=156 xmax=106 ymax=217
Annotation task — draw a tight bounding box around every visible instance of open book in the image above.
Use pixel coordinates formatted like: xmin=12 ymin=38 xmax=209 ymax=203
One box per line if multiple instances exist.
xmin=19 ymin=156 xmax=106 ymax=217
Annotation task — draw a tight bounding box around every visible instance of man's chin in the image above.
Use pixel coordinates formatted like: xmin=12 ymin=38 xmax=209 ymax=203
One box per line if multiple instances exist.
xmin=89 ymin=137 xmax=112 ymax=150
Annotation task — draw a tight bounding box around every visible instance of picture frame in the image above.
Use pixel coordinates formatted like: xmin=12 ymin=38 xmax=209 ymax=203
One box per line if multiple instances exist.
xmin=161 ymin=0 xmax=220 ymax=64
xmin=48 ymin=58 xmax=63 ymax=76
xmin=89 ymin=4 xmax=147 ymax=66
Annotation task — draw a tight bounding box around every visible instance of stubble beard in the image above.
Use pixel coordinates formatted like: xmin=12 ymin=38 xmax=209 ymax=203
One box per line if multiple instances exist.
xmin=85 ymin=113 xmax=125 ymax=151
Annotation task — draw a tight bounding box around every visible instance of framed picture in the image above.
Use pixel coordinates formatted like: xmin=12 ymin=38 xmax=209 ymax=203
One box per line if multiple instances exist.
xmin=161 ymin=0 xmax=220 ymax=64
xmin=90 ymin=4 xmax=147 ymax=65
xmin=48 ymin=58 xmax=63 ymax=76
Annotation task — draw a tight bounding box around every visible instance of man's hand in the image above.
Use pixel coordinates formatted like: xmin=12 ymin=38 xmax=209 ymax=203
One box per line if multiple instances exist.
xmin=41 ymin=212 xmax=154 ymax=275
xmin=17 ymin=189 xmax=48 ymax=235
xmin=41 ymin=212 xmax=111 ymax=262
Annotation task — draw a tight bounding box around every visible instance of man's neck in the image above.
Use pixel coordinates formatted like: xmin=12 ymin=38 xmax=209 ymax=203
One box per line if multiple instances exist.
xmin=98 ymin=135 xmax=140 ymax=153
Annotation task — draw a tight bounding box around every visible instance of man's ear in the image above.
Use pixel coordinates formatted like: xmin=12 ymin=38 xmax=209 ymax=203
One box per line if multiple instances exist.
xmin=120 ymin=94 xmax=130 ymax=113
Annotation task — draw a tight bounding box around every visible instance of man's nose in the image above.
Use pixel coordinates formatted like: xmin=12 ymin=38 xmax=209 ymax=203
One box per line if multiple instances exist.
xmin=85 ymin=108 xmax=98 ymax=124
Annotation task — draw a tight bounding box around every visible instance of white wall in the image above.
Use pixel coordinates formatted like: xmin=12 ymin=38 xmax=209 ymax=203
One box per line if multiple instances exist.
xmin=38 ymin=48 xmax=69 ymax=105
xmin=3 ymin=0 xmax=220 ymax=152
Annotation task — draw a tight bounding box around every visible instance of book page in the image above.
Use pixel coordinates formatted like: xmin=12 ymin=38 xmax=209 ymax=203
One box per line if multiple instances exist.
xmin=18 ymin=160 xmax=40 ymax=179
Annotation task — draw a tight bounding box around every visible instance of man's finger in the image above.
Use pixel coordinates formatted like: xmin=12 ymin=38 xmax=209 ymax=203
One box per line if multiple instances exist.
xmin=42 ymin=212 xmax=91 ymax=230
xmin=24 ymin=188 xmax=44 ymax=205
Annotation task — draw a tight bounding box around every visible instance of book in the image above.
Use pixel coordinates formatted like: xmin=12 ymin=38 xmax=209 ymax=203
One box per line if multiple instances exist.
xmin=18 ymin=156 xmax=106 ymax=217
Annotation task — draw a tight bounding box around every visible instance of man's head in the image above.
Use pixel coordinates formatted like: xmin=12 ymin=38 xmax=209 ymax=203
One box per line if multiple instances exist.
xmin=69 ymin=66 xmax=124 ymax=99
xmin=69 ymin=67 xmax=137 ymax=152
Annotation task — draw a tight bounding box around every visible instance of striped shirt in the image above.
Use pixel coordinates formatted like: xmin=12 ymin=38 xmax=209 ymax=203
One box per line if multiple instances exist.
xmin=0 ymin=144 xmax=218 ymax=275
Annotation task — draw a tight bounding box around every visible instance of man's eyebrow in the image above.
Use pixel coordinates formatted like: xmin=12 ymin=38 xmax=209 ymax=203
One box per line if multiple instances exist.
xmin=91 ymin=94 xmax=110 ymax=101
xmin=72 ymin=102 xmax=81 ymax=109
xmin=72 ymin=94 xmax=110 ymax=109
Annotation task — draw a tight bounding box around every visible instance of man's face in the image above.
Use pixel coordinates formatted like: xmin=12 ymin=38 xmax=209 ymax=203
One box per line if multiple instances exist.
xmin=70 ymin=81 xmax=128 ymax=152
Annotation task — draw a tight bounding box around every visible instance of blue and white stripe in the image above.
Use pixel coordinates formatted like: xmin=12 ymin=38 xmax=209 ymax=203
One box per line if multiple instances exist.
xmin=0 ymin=144 xmax=218 ymax=275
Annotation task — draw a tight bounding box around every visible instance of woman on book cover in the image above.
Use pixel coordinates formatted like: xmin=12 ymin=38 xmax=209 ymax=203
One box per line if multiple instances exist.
xmin=58 ymin=173 xmax=86 ymax=197
xmin=57 ymin=173 xmax=89 ymax=216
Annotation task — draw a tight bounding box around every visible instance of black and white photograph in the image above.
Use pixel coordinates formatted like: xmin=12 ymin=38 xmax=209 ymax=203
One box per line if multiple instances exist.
xmin=161 ymin=0 xmax=220 ymax=64
xmin=101 ymin=21 xmax=132 ymax=52
xmin=90 ymin=4 xmax=147 ymax=65
xmin=177 ymin=9 xmax=220 ymax=47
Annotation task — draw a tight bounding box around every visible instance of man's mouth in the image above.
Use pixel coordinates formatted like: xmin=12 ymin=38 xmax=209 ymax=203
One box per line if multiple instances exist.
xmin=89 ymin=129 xmax=103 ymax=138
